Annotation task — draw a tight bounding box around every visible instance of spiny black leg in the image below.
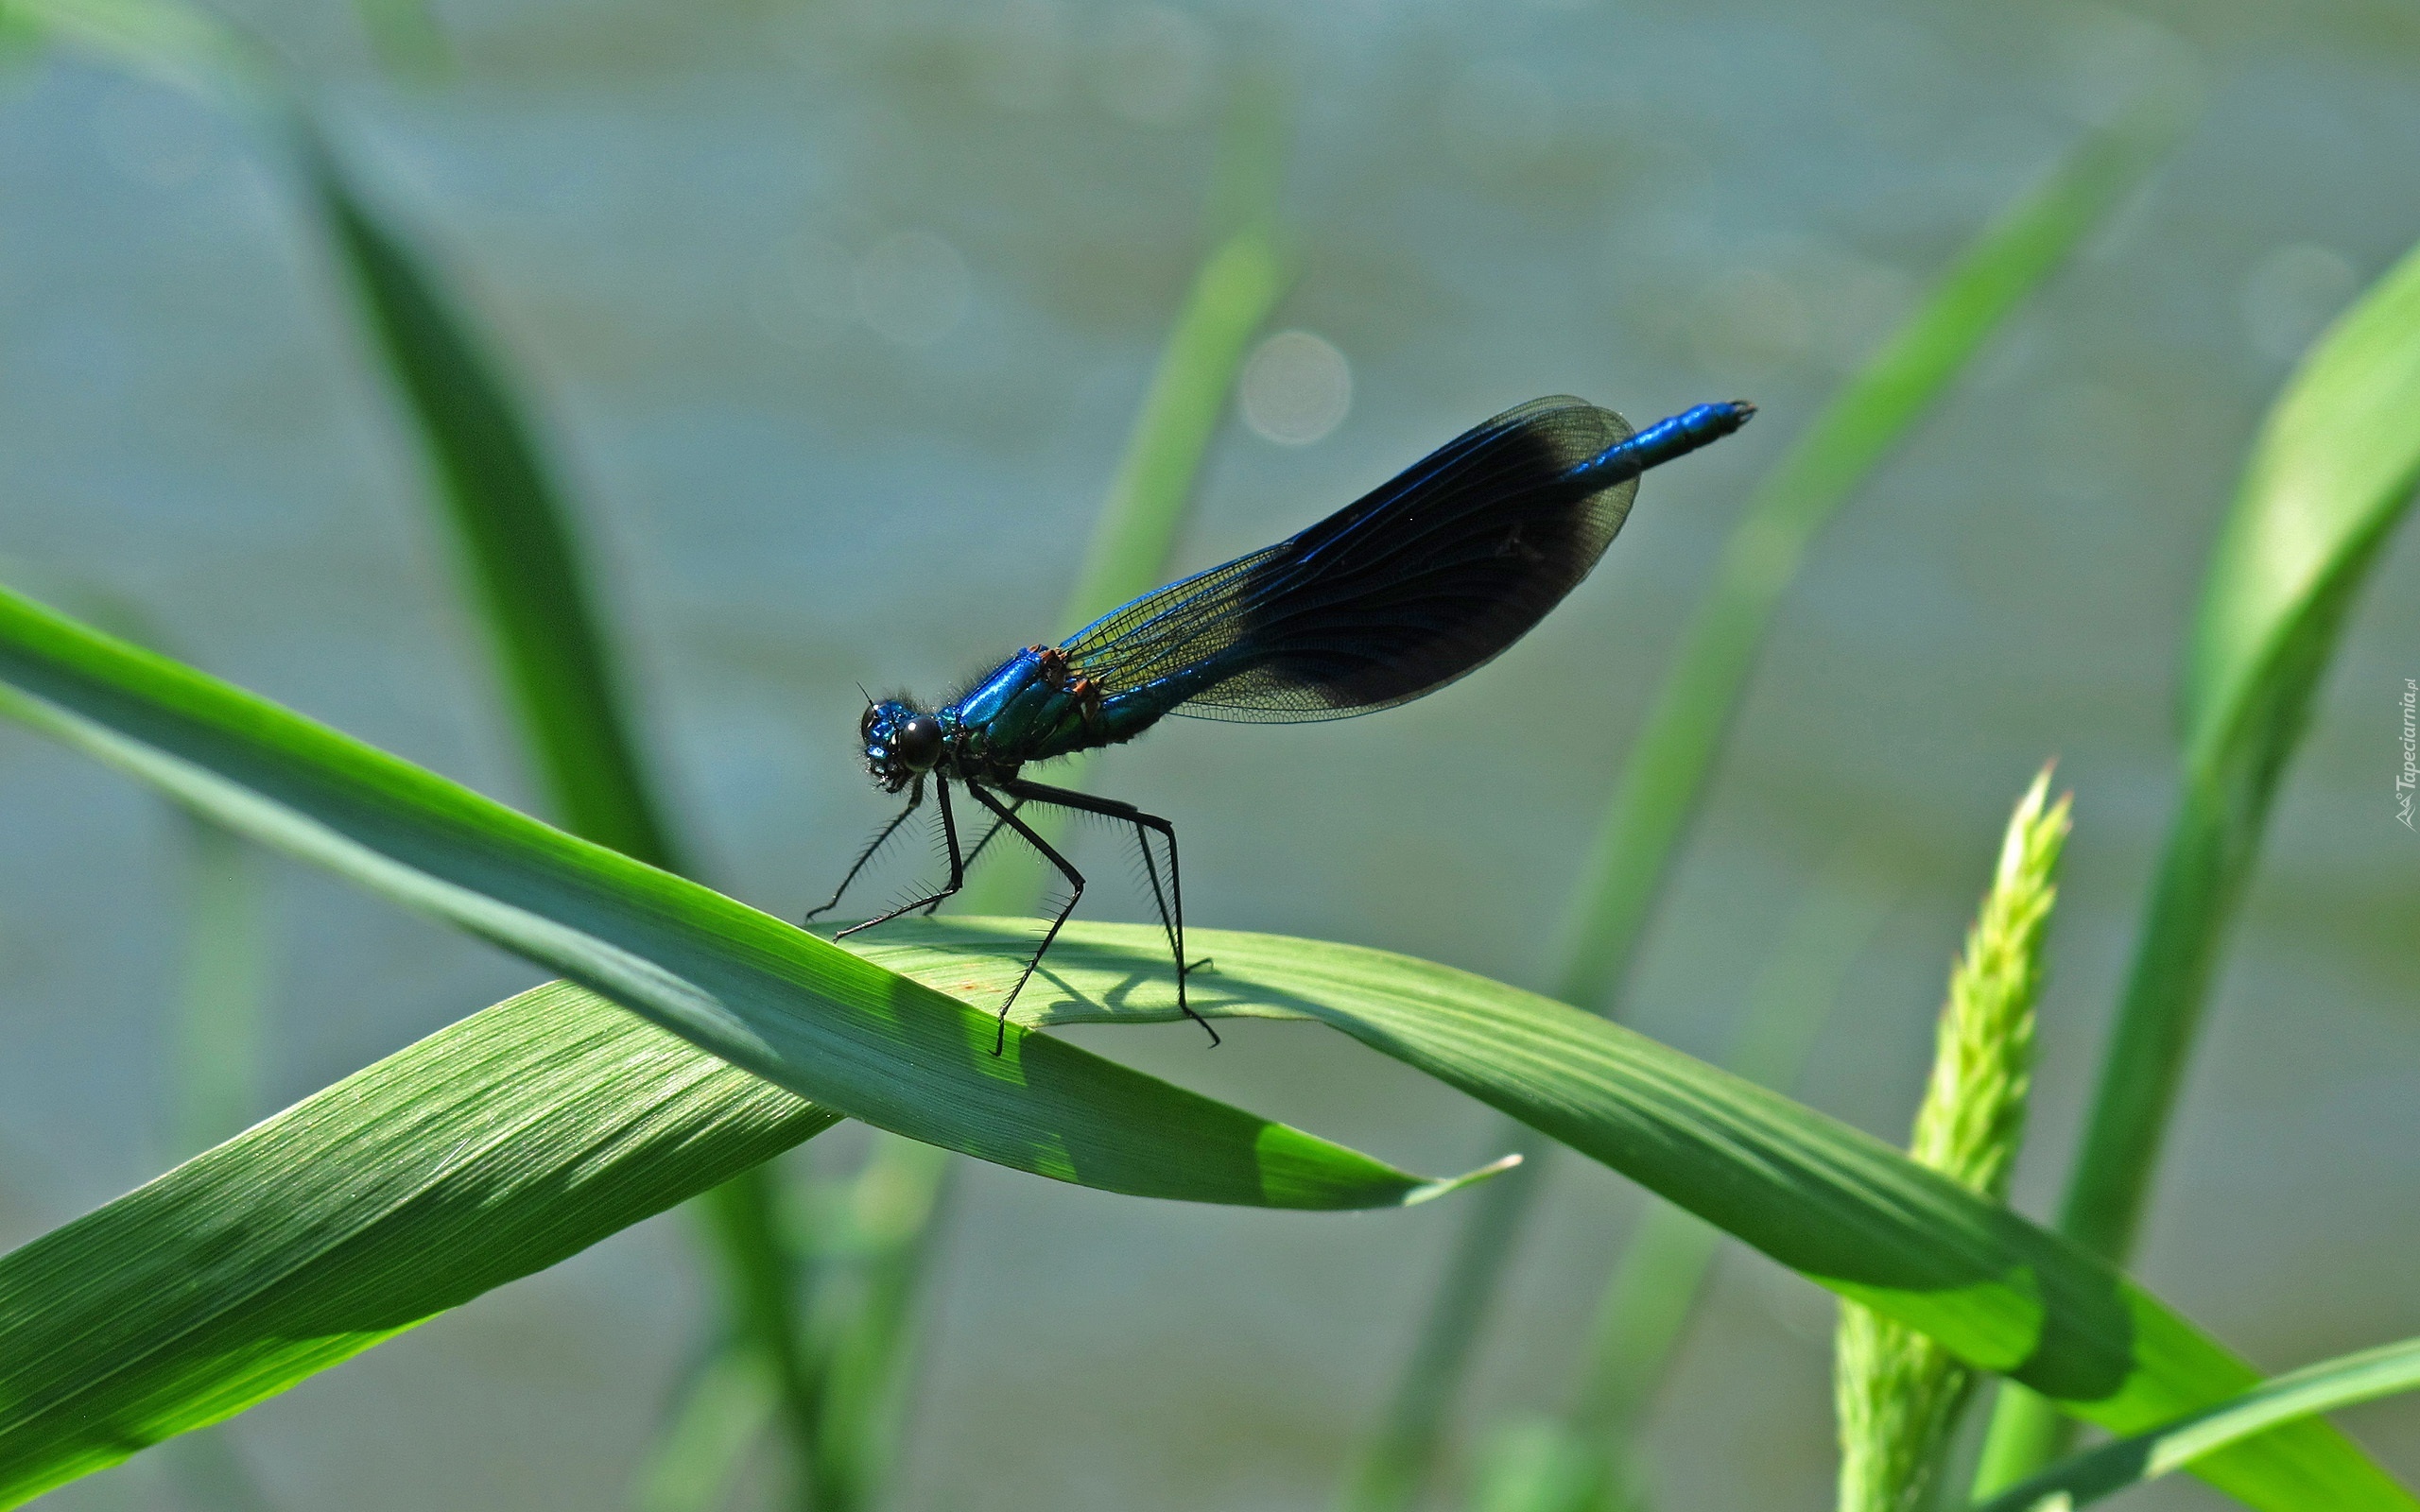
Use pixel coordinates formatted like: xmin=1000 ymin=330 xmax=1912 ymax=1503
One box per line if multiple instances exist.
xmin=921 ymin=798 xmax=1027 ymax=916
xmin=807 ymin=776 xmax=923 ymax=924
xmin=998 ymin=778 xmax=1218 ymax=1048
xmin=837 ymin=778 xmax=965 ymax=938
xmin=963 ymin=782 xmax=1085 ymax=1056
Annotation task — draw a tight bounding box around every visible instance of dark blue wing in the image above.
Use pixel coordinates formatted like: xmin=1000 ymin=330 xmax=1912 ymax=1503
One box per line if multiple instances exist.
xmin=1061 ymin=397 xmax=1638 ymax=723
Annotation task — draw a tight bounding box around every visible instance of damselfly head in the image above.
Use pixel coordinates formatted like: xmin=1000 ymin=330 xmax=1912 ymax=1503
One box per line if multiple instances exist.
xmin=861 ymin=698 xmax=944 ymax=793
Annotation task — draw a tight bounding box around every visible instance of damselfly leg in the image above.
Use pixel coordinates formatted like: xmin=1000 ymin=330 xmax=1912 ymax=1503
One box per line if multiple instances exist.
xmin=922 ymin=798 xmax=1026 ymax=916
xmin=961 ymin=782 xmax=1088 ymax=1055
xmin=806 ymin=775 xmax=925 ymax=924
xmin=997 ymin=778 xmax=1218 ymax=1048
xmin=835 ymin=778 xmax=966 ymax=936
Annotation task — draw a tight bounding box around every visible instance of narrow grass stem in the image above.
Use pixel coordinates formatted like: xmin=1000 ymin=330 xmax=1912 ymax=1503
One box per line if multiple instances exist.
xmin=956 ymin=92 xmax=1292 ymax=915
xmin=1346 ymin=95 xmax=2185 ymax=1512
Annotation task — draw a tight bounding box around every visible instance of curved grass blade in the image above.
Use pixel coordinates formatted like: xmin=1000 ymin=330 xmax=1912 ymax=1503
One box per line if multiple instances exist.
xmin=302 ymin=135 xmax=680 ymax=874
xmin=2075 ymin=231 xmax=2420 ymax=1279
xmin=1548 ymin=88 xmax=2191 ymax=1021
xmin=7 ymin=3 xmax=836 ymax=1491
xmin=6 ymin=909 xmax=2406 ymax=1512
xmin=0 ymin=982 xmax=838 ymax=1509
xmin=847 ymin=917 xmax=2415 ymax=1512
xmin=1350 ymin=86 xmax=2196 ymax=1512
xmin=0 ymin=583 xmax=1496 ymax=1212
xmin=1974 ymin=1336 xmax=2420 ymax=1512
xmin=294 ymin=83 xmax=841 ymax=1511
xmin=1977 ymin=233 xmax=2420 ymax=1491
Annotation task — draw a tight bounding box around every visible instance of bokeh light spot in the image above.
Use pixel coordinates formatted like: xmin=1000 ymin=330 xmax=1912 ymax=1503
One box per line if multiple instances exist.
xmin=1239 ymin=331 xmax=1353 ymax=447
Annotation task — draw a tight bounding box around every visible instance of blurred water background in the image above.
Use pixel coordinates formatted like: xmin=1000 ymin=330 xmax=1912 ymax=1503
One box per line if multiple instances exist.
xmin=2 ymin=0 xmax=2417 ymax=1506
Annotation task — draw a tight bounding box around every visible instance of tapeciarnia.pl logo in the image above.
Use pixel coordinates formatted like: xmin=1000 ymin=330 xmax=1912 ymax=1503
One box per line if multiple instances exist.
xmin=2398 ymin=678 xmax=2416 ymax=831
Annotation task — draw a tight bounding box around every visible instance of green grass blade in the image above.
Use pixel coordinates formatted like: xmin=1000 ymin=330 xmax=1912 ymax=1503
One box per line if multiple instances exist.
xmin=1464 ymin=865 xmax=1897 ymax=1512
xmin=1976 ymin=234 xmax=2420 ymax=1492
xmin=1973 ymin=1337 xmax=2420 ymax=1512
xmin=0 ymin=981 xmax=838 ymax=1509
xmin=1552 ymin=94 xmax=2187 ymax=1015
xmin=2069 ymin=234 xmax=2420 ymax=1259
xmin=9 ymin=916 xmax=2406 ymax=1512
xmin=1340 ymin=1162 xmax=1541 ymax=1512
xmin=959 ymin=88 xmax=1290 ymax=916
xmin=302 ymin=134 xmax=683 ymax=874
xmin=851 ymin=919 xmax=2416 ymax=1512
xmin=1350 ymin=92 xmax=2192 ymax=1512
xmin=14 ymin=1 xmax=829 ymax=1485
xmin=293 ymin=94 xmax=838 ymax=1510
xmin=1408 ymin=857 xmax=1899 ymax=1512
xmin=0 ymin=583 xmax=1495 ymax=1211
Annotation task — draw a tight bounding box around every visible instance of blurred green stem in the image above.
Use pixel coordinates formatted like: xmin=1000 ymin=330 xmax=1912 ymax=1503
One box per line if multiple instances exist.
xmin=297 ymin=119 xmax=827 ymax=1509
xmin=801 ymin=1136 xmax=955 ymax=1511
xmin=957 ymin=82 xmax=1291 ymax=915
xmin=349 ymin=0 xmax=448 ymax=81
xmin=1343 ymin=94 xmax=2187 ymax=1512
xmin=161 ymin=814 xmax=280 ymax=1512
xmin=168 ymin=812 xmax=272 ymax=1158
xmin=636 ymin=1351 xmax=775 ymax=1512
xmin=1572 ymin=857 xmax=1895 ymax=1447
xmin=1461 ymin=850 xmax=1897 ymax=1512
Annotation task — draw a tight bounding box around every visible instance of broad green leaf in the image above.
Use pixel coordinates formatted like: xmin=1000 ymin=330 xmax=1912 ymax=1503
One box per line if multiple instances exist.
xmin=1978 ymin=235 xmax=2420 ymax=1490
xmin=0 ymin=982 xmax=836 ymax=1508
xmin=0 ymin=583 xmax=1494 ymax=1213
xmin=7 ymin=915 xmax=2407 ymax=1512
xmin=1353 ymin=88 xmax=2194 ymax=1512
xmin=847 ymin=918 xmax=2416 ymax=1512
xmin=1975 ymin=1336 xmax=2420 ymax=1512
